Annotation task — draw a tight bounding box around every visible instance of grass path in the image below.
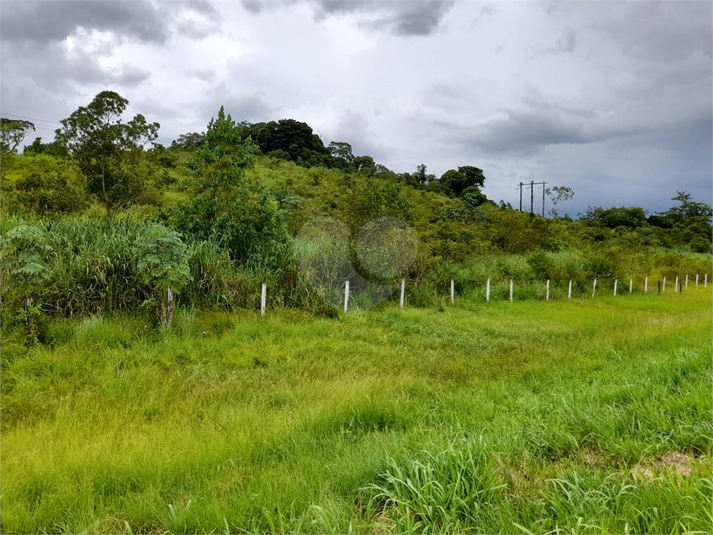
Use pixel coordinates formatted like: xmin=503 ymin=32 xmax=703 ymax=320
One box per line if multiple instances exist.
xmin=2 ymin=291 xmax=711 ymax=534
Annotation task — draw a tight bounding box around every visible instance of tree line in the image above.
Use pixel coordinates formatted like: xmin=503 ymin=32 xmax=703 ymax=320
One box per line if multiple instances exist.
xmin=1 ymin=90 xmax=711 ymax=340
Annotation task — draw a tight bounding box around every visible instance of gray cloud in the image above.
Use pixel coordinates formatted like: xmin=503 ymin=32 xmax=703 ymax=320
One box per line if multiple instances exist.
xmin=602 ymin=1 xmax=711 ymax=63
xmin=0 ymin=0 xmax=219 ymax=45
xmin=241 ymin=0 xmax=264 ymax=14
xmin=328 ymin=110 xmax=388 ymax=160
xmin=448 ymin=107 xmax=589 ymax=156
xmin=469 ymin=4 xmax=496 ymax=29
xmin=200 ymin=84 xmax=277 ymax=123
xmin=1 ymin=38 xmax=151 ymax=91
xmin=1 ymin=0 xmax=170 ymax=44
xmin=316 ymin=0 xmax=456 ymax=36
xmin=242 ymin=0 xmax=455 ymax=36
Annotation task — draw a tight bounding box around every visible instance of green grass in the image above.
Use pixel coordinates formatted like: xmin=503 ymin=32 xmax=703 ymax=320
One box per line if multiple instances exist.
xmin=1 ymin=289 xmax=711 ymax=534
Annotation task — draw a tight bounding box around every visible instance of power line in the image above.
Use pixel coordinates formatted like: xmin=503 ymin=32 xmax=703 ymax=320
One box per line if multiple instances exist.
xmin=0 ymin=112 xmax=62 ymax=128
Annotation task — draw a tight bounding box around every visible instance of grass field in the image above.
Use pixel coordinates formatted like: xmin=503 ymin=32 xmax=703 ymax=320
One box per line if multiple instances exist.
xmin=1 ymin=289 xmax=711 ymax=534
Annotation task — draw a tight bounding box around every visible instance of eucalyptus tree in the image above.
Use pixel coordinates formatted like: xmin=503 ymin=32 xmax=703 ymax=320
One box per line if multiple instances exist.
xmin=54 ymin=91 xmax=160 ymax=218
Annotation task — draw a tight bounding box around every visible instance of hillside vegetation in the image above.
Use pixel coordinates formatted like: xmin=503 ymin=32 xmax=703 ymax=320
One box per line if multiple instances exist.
xmin=1 ymin=92 xmax=711 ymax=337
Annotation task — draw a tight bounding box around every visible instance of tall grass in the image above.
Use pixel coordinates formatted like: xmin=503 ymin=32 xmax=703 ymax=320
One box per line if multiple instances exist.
xmin=1 ymin=290 xmax=710 ymax=533
xmin=2 ymin=217 xmax=710 ymax=320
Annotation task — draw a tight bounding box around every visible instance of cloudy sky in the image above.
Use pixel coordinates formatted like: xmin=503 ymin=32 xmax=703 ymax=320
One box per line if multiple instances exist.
xmin=1 ymin=0 xmax=711 ymax=215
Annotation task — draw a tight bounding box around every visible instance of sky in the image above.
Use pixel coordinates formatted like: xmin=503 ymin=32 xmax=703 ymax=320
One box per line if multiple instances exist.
xmin=1 ymin=0 xmax=711 ymax=216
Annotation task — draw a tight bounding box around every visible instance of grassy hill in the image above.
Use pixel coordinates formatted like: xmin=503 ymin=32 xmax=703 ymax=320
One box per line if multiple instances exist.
xmin=1 ymin=289 xmax=711 ymax=533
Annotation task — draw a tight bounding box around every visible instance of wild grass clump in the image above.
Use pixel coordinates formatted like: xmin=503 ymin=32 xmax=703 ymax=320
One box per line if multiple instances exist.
xmin=365 ymin=436 xmax=504 ymax=534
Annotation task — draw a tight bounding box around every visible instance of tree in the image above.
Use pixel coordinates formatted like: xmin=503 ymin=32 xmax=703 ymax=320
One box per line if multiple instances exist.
xmin=247 ymin=119 xmax=326 ymax=160
xmin=171 ymin=132 xmax=204 ymax=150
xmin=545 ymin=186 xmax=575 ymax=218
xmin=582 ymin=206 xmax=646 ymax=229
xmin=172 ymin=107 xmax=290 ymax=269
xmin=352 ymin=155 xmax=376 ymax=174
xmin=436 ymin=166 xmax=487 ymax=197
xmin=1 ymin=118 xmax=35 ymax=153
xmin=328 ymin=141 xmax=354 ymax=164
xmin=133 ymin=225 xmax=191 ymax=328
xmin=411 ymin=164 xmax=435 ymax=186
xmin=54 ymin=90 xmax=160 ymax=218
xmin=457 ymin=166 xmax=486 ymax=188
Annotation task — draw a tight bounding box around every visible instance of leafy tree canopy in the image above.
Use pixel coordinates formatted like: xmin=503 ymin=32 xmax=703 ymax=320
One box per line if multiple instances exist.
xmin=1 ymin=118 xmax=35 ymax=154
xmin=173 ymin=107 xmax=290 ymax=269
xmin=581 ymin=206 xmax=646 ymax=229
xmin=54 ymin=90 xmax=160 ymax=218
xmin=171 ymin=132 xmax=204 ymax=150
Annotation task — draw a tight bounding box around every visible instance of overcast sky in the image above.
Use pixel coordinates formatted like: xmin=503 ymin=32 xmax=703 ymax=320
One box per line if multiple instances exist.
xmin=1 ymin=0 xmax=711 ymax=215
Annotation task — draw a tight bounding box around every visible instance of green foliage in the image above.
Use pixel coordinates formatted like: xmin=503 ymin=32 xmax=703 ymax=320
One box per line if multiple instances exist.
xmin=583 ymin=206 xmax=647 ymax=229
xmin=343 ymin=179 xmax=413 ymax=234
xmin=0 ymin=118 xmax=35 ymax=154
xmin=366 ymin=436 xmax=504 ymax=533
xmin=527 ymin=250 xmax=554 ymax=280
xmin=438 ymin=166 xmax=486 ymax=197
xmin=4 ymin=155 xmax=88 ymax=216
xmin=0 ymin=224 xmax=52 ymax=290
xmin=133 ymin=225 xmax=191 ymax=328
xmin=0 ymin=224 xmax=52 ymax=343
xmin=134 ymin=225 xmax=191 ymax=290
xmin=54 ymin=90 xmax=160 ymax=218
xmin=173 ymin=107 xmax=290 ymax=271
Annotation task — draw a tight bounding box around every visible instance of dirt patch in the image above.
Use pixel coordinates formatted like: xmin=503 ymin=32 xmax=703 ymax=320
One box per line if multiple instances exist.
xmin=631 ymin=452 xmax=691 ymax=481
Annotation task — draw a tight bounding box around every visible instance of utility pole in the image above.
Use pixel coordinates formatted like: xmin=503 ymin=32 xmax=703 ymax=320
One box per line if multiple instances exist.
xmin=520 ymin=181 xmax=547 ymax=215
xmin=519 ymin=182 xmax=523 ymax=212
xmin=530 ymin=180 xmax=534 ymax=214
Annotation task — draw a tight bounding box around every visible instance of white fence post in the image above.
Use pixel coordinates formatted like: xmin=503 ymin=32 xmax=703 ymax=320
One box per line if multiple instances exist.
xmin=674 ymin=276 xmax=678 ymax=293
xmin=592 ymin=279 xmax=597 ymax=298
xmin=486 ymin=279 xmax=490 ymax=302
xmin=546 ymin=280 xmax=550 ymax=301
xmin=451 ymin=279 xmax=454 ymax=304
xmin=568 ymin=280 xmax=572 ymax=299
xmin=510 ymin=279 xmax=514 ymax=302
xmin=613 ymin=279 xmax=617 ymax=296
xmin=629 ymin=278 xmax=633 ymax=293
xmin=685 ymin=274 xmax=688 ymax=290
xmin=344 ymin=281 xmax=350 ymax=313
xmin=645 ymin=276 xmax=648 ymax=293
xmin=400 ymin=279 xmax=405 ymax=308
xmin=696 ymin=274 xmax=699 ymax=289
xmin=705 ymin=273 xmax=708 ymax=288
xmin=261 ymin=283 xmax=266 ymax=316
xmin=663 ymin=276 xmax=666 ymax=292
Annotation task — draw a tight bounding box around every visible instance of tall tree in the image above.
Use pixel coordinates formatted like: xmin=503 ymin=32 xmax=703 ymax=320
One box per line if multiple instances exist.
xmin=54 ymin=91 xmax=159 ymax=218
xmin=457 ymin=166 xmax=486 ymax=188
xmin=412 ymin=164 xmax=435 ymax=185
xmin=438 ymin=166 xmax=487 ymax=197
xmin=1 ymin=118 xmax=35 ymax=153
xmin=545 ymin=186 xmax=575 ymax=218
xmin=172 ymin=107 xmax=290 ymax=269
